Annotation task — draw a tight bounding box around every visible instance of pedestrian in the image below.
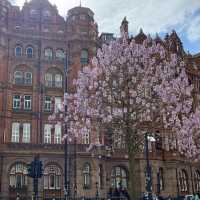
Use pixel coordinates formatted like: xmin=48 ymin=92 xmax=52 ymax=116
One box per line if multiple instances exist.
xmin=194 ymin=193 xmax=200 ymax=200
xmin=107 ymin=187 xmax=113 ymax=200
xmin=16 ymin=193 xmax=20 ymax=200
xmin=121 ymin=187 xmax=130 ymax=200
xmin=113 ymin=187 xmax=120 ymax=200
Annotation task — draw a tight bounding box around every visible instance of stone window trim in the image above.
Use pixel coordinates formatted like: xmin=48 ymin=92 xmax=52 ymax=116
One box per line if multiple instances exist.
xmin=44 ymin=124 xmax=52 ymax=144
xmin=9 ymin=162 xmax=28 ymax=189
xmin=194 ymin=170 xmax=200 ymax=192
xmin=111 ymin=166 xmax=128 ymax=189
xmin=54 ymin=123 xmax=62 ymax=144
xmin=14 ymin=70 xmax=32 ymax=86
xmin=157 ymin=167 xmax=165 ymax=192
xmin=44 ymin=47 xmax=53 ymax=60
xmin=45 ymin=72 xmax=63 ymax=88
xmin=44 ymin=96 xmax=52 ymax=112
xmin=24 ymin=95 xmax=32 ymax=110
xmin=15 ymin=45 xmax=23 ymax=57
xmin=43 ymin=164 xmax=62 ymax=190
xmin=13 ymin=95 xmax=21 ymax=110
xmin=83 ymin=163 xmax=91 ymax=189
xmin=11 ymin=122 xmax=31 ymax=143
xmin=12 ymin=94 xmax=32 ymax=111
xmin=179 ymin=169 xmax=189 ymax=193
xmin=26 ymin=46 xmax=34 ymax=58
xmin=80 ymin=49 xmax=89 ymax=65
xmin=55 ymin=49 xmax=65 ymax=61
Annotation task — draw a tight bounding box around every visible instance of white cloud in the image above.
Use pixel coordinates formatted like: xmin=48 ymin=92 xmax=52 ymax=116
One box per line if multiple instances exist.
xmin=10 ymin=0 xmax=200 ymax=42
xmin=187 ymin=15 xmax=200 ymax=42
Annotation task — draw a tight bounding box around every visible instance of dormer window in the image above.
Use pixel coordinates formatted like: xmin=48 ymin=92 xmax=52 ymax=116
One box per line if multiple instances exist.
xmin=44 ymin=48 xmax=53 ymax=60
xmin=26 ymin=46 xmax=33 ymax=58
xmin=15 ymin=46 xmax=22 ymax=57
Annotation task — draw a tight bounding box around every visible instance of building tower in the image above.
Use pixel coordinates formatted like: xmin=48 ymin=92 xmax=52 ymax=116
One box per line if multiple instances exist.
xmin=66 ymin=6 xmax=99 ymax=91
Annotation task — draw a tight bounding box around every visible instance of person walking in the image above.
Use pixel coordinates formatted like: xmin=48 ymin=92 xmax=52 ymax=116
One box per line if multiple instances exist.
xmin=194 ymin=193 xmax=200 ymax=200
xmin=16 ymin=193 xmax=20 ymax=200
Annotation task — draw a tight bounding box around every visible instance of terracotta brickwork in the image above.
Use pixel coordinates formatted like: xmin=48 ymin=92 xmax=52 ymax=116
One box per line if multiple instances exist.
xmin=0 ymin=0 xmax=199 ymax=200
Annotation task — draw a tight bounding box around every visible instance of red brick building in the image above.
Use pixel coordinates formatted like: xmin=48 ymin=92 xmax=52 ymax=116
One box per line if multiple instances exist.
xmin=0 ymin=0 xmax=199 ymax=200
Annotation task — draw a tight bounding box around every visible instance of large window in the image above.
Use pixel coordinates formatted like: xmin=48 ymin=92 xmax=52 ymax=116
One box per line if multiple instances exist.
xmin=24 ymin=72 xmax=32 ymax=85
xmin=157 ymin=167 xmax=164 ymax=193
xmin=44 ymin=48 xmax=53 ymax=60
xmin=15 ymin=46 xmax=22 ymax=57
xmin=13 ymin=95 xmax=21 ymax=109
xmin=54 ymin=124 xmax=62 ymax=144
xmin=14 ymin=71 xmax=32 ymax=85
xmin=111 ymin=166 xmax=127 ymax=189
xmin=22 ymin=123 xmax=31 ymax=143
xmin=9 ymin=163 xmax=27 ymax=189
xmin=24 ymin=95 xmax=32 ymax=110
xmin=14 ymin=71 xmax=23 ymax=85
xmin=55 ymin=74 xmax=63 ymax=88
xmin=194 ymin=170 xmax=200 ymax=192
xmin=44 ymin=124 xmax=52 ymax=144
xmin=83 ymin=132 xmax=90 ymax=144
xmin=83 ymin=163 xmax=91 ymax=189
xmin=11 ymin=123 xmax=20 ymax=143
xmin=56 ymin=49 xmax=65 ymax=60
xmin=44 ymin=165 xmax=61 ymax=190
xmin=26 ymin=46 xmax=33 ymax=58
xmin=179 ymin=169 xmax=188 ymax=192
xmin=45 ymin=73 xmax=53 ymax=87
xmin=44 ymin=96 xmax=52 ymax=112
xmin=81 ymin=49 xmax=88 ymax=65
xmin=54 ymin=97 xmax=62 ymax=112
xmin=45 ymin=73 xmax=63 ymax=88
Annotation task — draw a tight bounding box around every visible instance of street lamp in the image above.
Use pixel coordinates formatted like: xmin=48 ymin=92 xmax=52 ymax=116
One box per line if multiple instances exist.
xmin=64 ymin=49 xmax=70 ymax=200
xmin=145 ymin=132 xmax=155 ymax=200
xmin=95 ymin=182 xmax=99 ymax=199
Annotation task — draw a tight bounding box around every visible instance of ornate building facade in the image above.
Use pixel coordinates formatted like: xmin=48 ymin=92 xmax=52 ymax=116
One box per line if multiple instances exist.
xmin=0 ymin=0 xmax=199 ymax=200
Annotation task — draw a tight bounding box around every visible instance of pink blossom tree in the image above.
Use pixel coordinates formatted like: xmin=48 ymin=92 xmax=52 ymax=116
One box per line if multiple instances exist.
xmin=53 ymin=36 xmax=200 ymax=198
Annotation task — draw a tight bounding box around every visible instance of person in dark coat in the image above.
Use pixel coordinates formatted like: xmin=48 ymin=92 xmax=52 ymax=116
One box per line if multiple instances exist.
xmin=107 ymin=187 xmax=113 ymax=200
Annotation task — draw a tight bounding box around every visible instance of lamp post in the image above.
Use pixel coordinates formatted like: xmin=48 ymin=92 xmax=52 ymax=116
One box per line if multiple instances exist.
xmin=95 ymin=182 xmax=99 ymax=199
xmin=64 ymin=49 xmax=70 ymax=200
xmin=145 ymin=132 xmax=153 ymax=200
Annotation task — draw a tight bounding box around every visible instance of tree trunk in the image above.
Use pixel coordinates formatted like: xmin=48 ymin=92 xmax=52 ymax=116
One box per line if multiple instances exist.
xmin=126 ymin=127 xmax=140 ymax=200
xmin=128 ymin=151 xmax=138 ymax=199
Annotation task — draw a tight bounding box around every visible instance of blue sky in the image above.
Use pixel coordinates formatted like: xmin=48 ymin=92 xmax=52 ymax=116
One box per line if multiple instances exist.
xmin=11 ymin=0 xmax=200 ymax=55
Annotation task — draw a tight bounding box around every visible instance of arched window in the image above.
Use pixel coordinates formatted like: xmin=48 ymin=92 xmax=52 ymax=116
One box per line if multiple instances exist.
xmin=194 ymin=170 xmax=200 ymax=192
xmin=45 ymin=73 xmax=53 ymax=87
xmin=80 ymin=49 xmax=88 ymax=65
xmin=111 ymin=166 xmax=127 ymax=189
xmin=24 ymin=72 xmax=32 ymax=85
xmin=56 ymin=49 xmax=65 ymax=61
xmin=14 ymin=71 xmax=23 ymax=85
xmin=26 ymin=46 xmax=33 ymax=58
xmin=44 ymin=48 xmax=53 ymax=60
xmin=44 ymin=165 xmax=61 ymax=190
xmin=15 ymin=46 xmax=22 ymax=57
xmin=55 ymin=74 xmax=63 ymax=88
xmin=157 ymin=167 xmax=164 ymax=193
xmin=179 ymin=169 xmax=188 ymax=192
xmin=83 ymin=163 xmax=91 ymax=189
xmin=9 ymin=163 xmax=27 ymax=189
